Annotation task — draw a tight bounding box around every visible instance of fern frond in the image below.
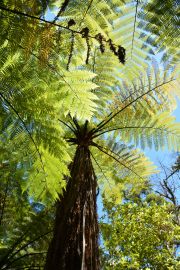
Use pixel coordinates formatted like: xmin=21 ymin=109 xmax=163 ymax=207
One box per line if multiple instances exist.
xmin=53 ymin=67 xmax=99 ymax=120
xmin=95 ymin=63 xmax=179 ymax=128
xmin=25 ymin=146 xmax=71 ymax=202
xmin=97 ymin=112 xmax=180 ymax=151
xmin=139 ymin=0 xmax=180 ymax=64
xmin=91 ymin=139 xmax=156 ymax=202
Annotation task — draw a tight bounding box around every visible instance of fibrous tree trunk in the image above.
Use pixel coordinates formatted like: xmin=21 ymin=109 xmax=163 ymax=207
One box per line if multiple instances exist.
xmin=45 ymin=145 xmax=100 ymax=270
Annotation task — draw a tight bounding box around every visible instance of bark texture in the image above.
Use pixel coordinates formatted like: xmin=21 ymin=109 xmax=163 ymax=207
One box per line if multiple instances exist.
xmin=45 ymin=145 xmax=99 ymax=270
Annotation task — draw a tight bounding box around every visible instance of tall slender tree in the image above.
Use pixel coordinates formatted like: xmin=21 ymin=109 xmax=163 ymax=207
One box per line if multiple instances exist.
xmin=0 ymin=0 xmax=180 ymax=269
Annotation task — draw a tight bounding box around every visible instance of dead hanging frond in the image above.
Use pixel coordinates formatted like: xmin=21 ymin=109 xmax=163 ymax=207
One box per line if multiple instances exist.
xmin=60 ymin=0 xmax=70 ymax=13
xmin=108 ymin=39 xmax=126 ymax=64
xmin=67 ymin=19 xmax=76 ymax=28
xmin=108 ymin=39 xmax=116 ymax=56
xmin=0 ymin=5 xmax=126 ymax=66
xmin=67 ymin=31 xmax=75 ymax=70
xmin=95 ymin=33 xmax=105 ymax=54
xmin=80 ymin=27 xmax=90 ymax=38
xmin=118 ymin=45 xmax=126 ymax=64
xmin=95 ymin=34 xmax=126 ymax=64
xmin=80 ymin=29 xmax=126 ymax=65
xmin=80 ymin=27 xmax=91 ymax=64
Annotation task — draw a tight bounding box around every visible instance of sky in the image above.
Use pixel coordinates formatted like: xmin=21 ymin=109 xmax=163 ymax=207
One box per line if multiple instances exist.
xmin=144 ymin=99 xmax=180 ymax=167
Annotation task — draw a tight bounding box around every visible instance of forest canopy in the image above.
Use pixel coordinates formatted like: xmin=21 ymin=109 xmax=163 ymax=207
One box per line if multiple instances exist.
xmin=0 ymin=0 xmax=179 ymax=269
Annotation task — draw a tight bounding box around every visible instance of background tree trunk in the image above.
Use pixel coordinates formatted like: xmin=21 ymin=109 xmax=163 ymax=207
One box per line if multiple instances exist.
xmin=45 ymin=146 xmax=100 ymax=270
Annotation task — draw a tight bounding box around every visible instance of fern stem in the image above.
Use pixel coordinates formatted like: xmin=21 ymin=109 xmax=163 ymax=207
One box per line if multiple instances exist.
xmin=53 ymin=0 xmax=70 ymax=23
xmin=0 ymin=5 xmax=105 ymax=43
xmin=0 ymin=5 xmax=76 ymax=33
xmin=130 ymin=0 xmax=139 ymax=60
xmin=92 ymin=126 xmax=171 ymax=138
xmin=58 ymin=119 xmax=75 ymax=133
xmin=90 ymin=151 xmax=113 ymax=191
xmin=0 ymin=4 xmax=125 ymax=64
xmin=79 ymin=0 xmax=94 ymax=28
xmin=0 ymin=231 xmax=29 ymax=268
xmin=94 ymin=80 xmax=162 ymax=133
xmin=93 ymin=143 xmax=144 ymax=180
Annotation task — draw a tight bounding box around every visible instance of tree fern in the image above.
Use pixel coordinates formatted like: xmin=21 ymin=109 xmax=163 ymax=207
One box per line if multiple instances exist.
xmin=0 ymin=1 xmax=179 ymax=269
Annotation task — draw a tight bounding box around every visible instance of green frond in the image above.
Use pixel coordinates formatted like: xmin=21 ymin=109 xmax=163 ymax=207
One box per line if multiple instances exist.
xmin=26 ymin=147 xmax=70 ymax=202
xmin=91 ymin=139 xmax=157 ymax=202
xmin=139 ymin=0 xmax=180 ymax=63
xmin=97 ymin=63 xmax=177 ymax=116
xmin=99 ymin=111 xmax=180 ymax=152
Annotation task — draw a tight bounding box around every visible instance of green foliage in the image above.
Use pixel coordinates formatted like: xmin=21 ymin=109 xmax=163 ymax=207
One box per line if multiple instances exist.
xmin=0 ymin=141 xmax=53 ymax=269
xmin=101 ymin=196 xmax=180 ymax=269
xmin=0 ymin=0 xmax=179 ymax=268
xmin=139 ymin=0 xmax=180 ymax=64
xmin=96 ymin=62 xmax=180 ymax=152
xmin=91 ymin=139 xmax=156 ymax=203
xmin=0 ymin=0 xmax=179 ymax=203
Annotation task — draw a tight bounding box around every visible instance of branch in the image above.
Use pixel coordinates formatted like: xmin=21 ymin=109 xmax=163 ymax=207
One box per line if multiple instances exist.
xmin=156 ymin=163 xmax=179 ymax=206
xmin=163 ymin=167 xmax=180 ymax=183
xmin=162 ymin=179 xmax=177 ymax=205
